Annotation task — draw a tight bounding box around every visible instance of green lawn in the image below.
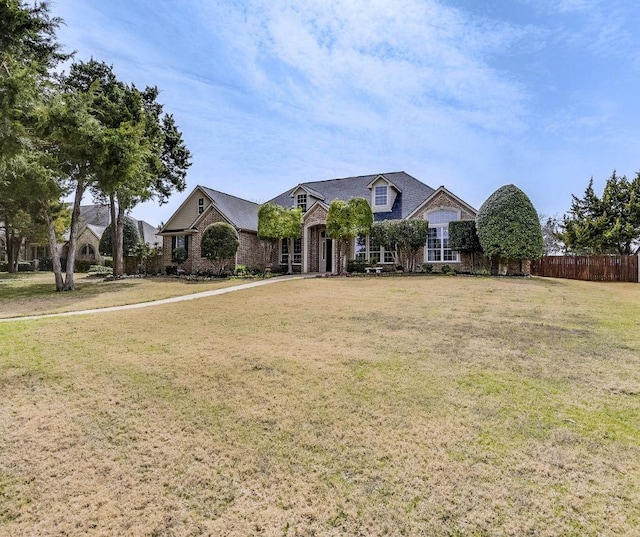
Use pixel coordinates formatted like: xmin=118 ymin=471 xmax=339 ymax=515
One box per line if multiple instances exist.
xmin=0 ymin=276 xmax=638 ymax=535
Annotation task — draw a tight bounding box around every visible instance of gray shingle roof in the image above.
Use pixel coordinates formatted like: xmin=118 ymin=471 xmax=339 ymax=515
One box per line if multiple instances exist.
xmin=76 ymin=205 xmax=160 ymax=246
xmin=200 ymin=186 xmax=260 ymax=231
xmin=267 ymin=171 xmax=436 ymax=220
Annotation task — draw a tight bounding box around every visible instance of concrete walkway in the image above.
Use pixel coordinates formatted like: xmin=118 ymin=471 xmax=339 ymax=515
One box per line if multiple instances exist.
xmin=0 ymin=275 xmax=308 ymax=323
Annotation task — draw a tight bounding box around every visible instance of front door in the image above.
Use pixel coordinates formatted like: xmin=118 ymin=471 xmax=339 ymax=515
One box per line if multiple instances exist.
xmin=321 ymin=236 xmax=333 ymax=273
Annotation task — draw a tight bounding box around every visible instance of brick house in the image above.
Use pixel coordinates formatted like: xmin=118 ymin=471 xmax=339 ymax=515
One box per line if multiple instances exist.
xmin=157 ymin=186 xmax=262 ymax=273
xmin=267 ymin=171 xmax=477 ymax=273
xmin=159 ymin=172 xmax=477 ymax=274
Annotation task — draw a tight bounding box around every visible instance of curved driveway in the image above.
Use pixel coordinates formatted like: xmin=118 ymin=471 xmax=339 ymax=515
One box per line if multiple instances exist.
xmin=0 ymin=275 xmax=307 ymax=323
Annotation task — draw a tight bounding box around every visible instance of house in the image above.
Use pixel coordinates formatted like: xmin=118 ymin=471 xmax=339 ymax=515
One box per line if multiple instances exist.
xmin=268 ymin=171 xmax=477 ymax=273
xmin=159 ymin=172 xmax=477 ymax=274
xmin=1 ymin=205 xmax=161 ymax=267
xmin=157 ymin=187 xmax=262 ymax=273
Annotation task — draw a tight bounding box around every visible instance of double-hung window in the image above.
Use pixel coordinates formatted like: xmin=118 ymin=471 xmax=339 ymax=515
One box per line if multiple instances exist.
xmin=426 ymin=210 xmax=458 ymax=262
xmin=355 ymin=234 xmax=394 ymax=264
xmin=374 ymin=185 xmax=388 ymax=207
xmin=296 ymin=193 xmax=307 ymax=212
xmin=198 ymin=198 xmax=204 ymax=214
xmin=281 ymin=238 xmax=302 ymax=264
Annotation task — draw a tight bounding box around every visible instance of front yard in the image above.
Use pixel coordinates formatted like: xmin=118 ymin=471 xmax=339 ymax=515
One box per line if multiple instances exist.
xmin=0 ymin=276 xmax=638 ymax=535
xmin=0 ymin=272 xmax=240 ymax=319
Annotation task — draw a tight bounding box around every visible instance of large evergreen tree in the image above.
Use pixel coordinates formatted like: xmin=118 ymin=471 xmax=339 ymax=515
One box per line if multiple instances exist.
xmin=0 ymin=0 xmax=70 ymax=279
xmin=561 ymin=172 xmax=640 ymax=255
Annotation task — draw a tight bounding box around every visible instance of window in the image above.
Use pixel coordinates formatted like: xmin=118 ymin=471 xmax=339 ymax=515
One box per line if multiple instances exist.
xmin=31 ymin=245 xmax=50 ymax=259
xmin=198 ymin=198 xmax=204 ymax=215
xmin=426 ymin=210 xmax=458 ymax=262
xmin=79 ymin=244 xmax=95 ymax=259
xmin=374 ymin=185 xmax=388 ymax=206
xmin=354 ymin=235 xmax=367 ymax=260
xmin=354 ymin=234 xmax=394 ymax=264
xmin=281 ymin=237 xmax=302 ymax=264
xmin=171 ymin=235 xmax=189 ymax=260
xmin=296 ymin=193 xmax=307 ymax=212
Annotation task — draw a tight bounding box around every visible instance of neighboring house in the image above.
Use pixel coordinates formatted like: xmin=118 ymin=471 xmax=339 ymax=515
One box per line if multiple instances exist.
xmin=157 ymin=187 xmax=262 ymax=273
xmin=2 ymin=205 xmax=161 ymax=267
xmin=159 ymin=171 xmax=477 ymax=274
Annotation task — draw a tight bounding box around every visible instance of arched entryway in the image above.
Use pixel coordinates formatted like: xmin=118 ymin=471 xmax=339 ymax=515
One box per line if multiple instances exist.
xmin=304 ymin=224 xmax=334 ymax=273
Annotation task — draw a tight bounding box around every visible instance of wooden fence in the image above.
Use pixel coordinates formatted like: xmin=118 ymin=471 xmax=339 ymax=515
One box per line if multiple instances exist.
xmin=531 ymin=255 xmax=639 ymax=283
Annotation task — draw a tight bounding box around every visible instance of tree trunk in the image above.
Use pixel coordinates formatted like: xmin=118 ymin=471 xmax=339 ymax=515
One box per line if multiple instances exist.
xmin=114 ymin=202 xmax=125 ymax=277
xmin=109 ymin=193 xmax=117 ymax=271
xmin=43 ymin=205 xmax=64 ymax=291
xmin=287 ymin=237 xmax=293 ymax=274
xmin=6 ymin=232 xmax=21 ymax=273
xmin=63 ymin=165 xmax=87 ymax=291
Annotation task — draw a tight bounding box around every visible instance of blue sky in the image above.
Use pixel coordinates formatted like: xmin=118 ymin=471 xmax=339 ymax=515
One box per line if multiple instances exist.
xmin=51 ymin=0 xmax=640 ymax=226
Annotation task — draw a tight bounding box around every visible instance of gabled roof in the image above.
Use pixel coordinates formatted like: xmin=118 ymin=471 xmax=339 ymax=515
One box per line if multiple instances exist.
xmin=268 ymin=171 xmax=435 ymax=220
xmin=406 ymin=185 xmax=478 ymax=220
xmin=200 ymin=186 xmax=259 ymax=231
xmin=289 ymin=184 xmax=325 ymax=200
xmin=137 ymin=220 xmax=162 ymax=246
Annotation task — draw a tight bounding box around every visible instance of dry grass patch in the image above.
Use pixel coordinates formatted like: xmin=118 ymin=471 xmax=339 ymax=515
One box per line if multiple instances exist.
xmin=0 ymin=276 xmax=639 ymax=535
xmin=0 ymin=272 xmax=240 ymax=319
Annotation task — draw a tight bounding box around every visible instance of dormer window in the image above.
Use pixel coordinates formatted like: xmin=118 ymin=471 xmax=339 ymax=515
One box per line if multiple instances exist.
xmin=374 ymin=185 xmax=388 ymax=207
xmin=198 ymin=198 xmax=204 ymax=214
xmin=296 ymin=193 xmax=307 ymax=212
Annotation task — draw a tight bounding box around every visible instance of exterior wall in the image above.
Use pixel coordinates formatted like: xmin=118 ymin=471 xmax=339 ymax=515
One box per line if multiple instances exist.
xmin=164 ymin=188 xmax=212 ymax=231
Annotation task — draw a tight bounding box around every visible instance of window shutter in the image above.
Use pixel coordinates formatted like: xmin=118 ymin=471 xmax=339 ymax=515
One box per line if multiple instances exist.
xmin=184 ymin=235 xmax=189 ymax=256
xmin=171 ymin=236 xmax=176 ymax=252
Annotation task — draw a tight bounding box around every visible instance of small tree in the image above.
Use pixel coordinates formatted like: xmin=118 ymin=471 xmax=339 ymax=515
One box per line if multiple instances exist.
xmin=326 ymin=197 xmax=373 ymax=273
xmin=172 ymin=246 xmax=187 ymax=272
xmin=476 ymin=184 xmax=543 ymax=275
xmin=371 ymin=219 xmax=429 ymax=271
xmin=449 ymin=220 xmax=482 ymax=273
xmin=257 ymin=203 xmax=302 ymax=274
xmin=201 ymin=222 xmax=239 ymax=275
xmin=99 ymin=216 xmax=140 ymax=257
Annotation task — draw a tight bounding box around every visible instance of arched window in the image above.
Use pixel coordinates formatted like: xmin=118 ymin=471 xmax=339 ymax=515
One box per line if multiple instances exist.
xmin=425 ymin=209 xmax=459 ymax=262
xmin=80 ymin=244 xmax=95 ymax=259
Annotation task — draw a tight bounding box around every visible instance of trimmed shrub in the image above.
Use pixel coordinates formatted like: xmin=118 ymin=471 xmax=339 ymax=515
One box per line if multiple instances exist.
xmin=449 ymin=220 xmax=481 ymax=253
xmin=421 ymin=263 xmax=433 ymax=273
xmin=201 ymin=222 xmax=239 ymax=275
xmin=440 ymin=264 xmax=456 ymax=275
xmin=75 ymin=259 xmax=92 ymax=273
xmin=476 ymin=184 xmax=543 ymax=262
xmin=165 ymin=265 xmax=178 ymax=275
xmin=347 ymin=259 xmax=368 ymax=273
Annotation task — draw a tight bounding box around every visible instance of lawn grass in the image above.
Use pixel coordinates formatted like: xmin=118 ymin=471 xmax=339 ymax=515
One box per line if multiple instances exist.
xmin=0 ymin=276 xmax=638 ymax=535
xmin=0 ymin=272 xmax=241 ymax=319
